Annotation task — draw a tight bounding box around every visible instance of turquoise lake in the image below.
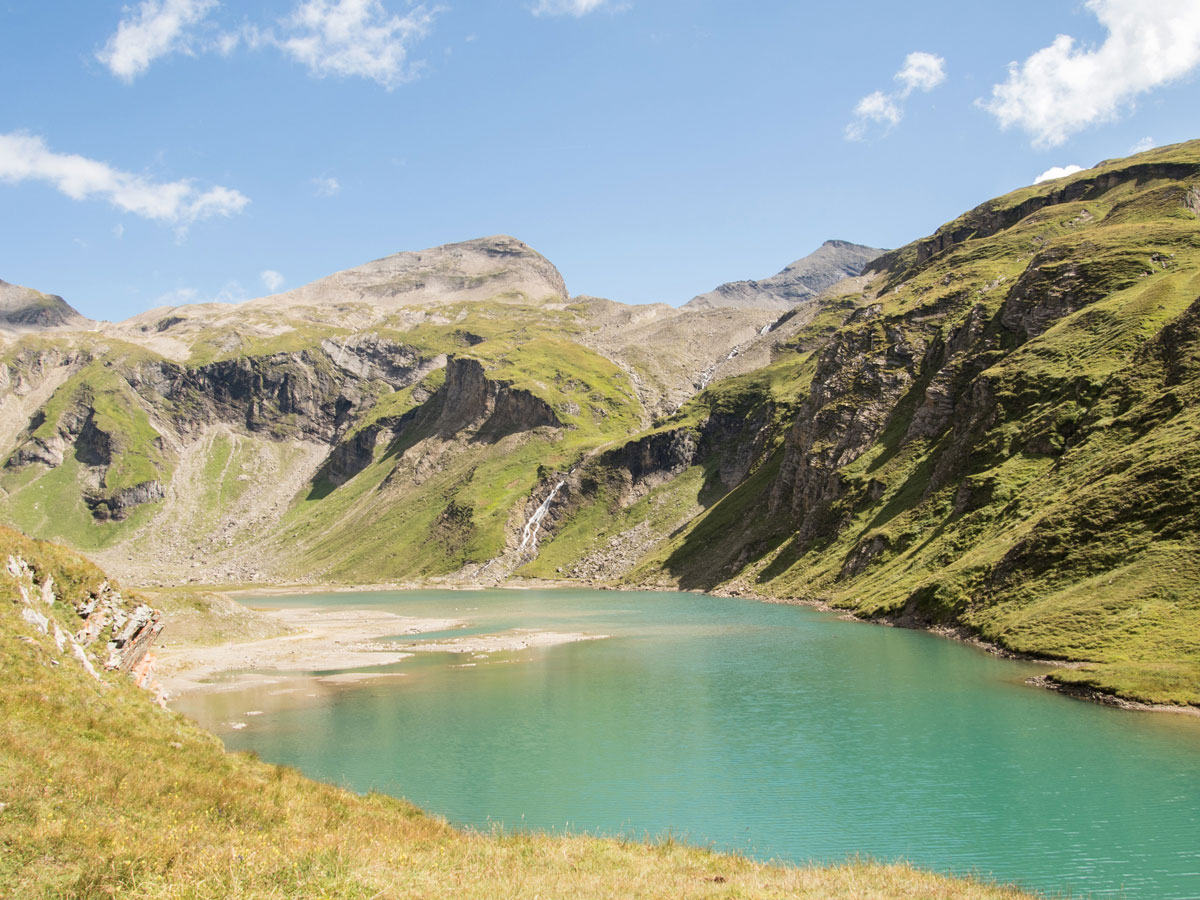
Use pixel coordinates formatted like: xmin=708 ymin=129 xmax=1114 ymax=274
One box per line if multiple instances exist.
xmin=173 ymin=589 xmax=1200 ymax=899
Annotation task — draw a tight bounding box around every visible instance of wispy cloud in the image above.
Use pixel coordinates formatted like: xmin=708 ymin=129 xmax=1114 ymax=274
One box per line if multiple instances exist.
xmin=532 ymin=0 xmax=613 ymax=16
xmin=277 ymin=0 xmax=437 ymax=89
xmin=1130 ymin=136 xmax=1157 ymax=154
xmin=260 ymin=269 xmax=286 ymax=291
xmin=846 ymin=51 xmax=946 ymax=141
xmin=212 ymin=280 xmax=249 ymax=303
xmin=97 ymin=0 xmax=218 ymax=82
xmin=0 ymin=131 xmax=249 ymax=228
xmin=156 ymin=287 xmax=199 ymax=306
xmin=312 ymin=175 xmax=341 ymax=196
xmin=981 ymin=0 xmax=1200 ymax=147
xmin=1033 ymin=164 xmax=1084 ymax=185
xmin=97 ymin=0 xmax=438 ymax=89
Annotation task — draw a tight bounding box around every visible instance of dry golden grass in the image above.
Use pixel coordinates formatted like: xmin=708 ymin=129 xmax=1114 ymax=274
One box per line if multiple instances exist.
xmin=0 ymin=527 xmax=1040 ymax=900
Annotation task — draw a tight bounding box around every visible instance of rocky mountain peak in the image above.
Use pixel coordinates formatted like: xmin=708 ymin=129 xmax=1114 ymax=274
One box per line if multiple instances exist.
xmin=0 ymin=279 xmax=91 ymax=331
xmin=244 ymin=234 xmax=569 ymax=313
xmin=684 ymin=240 xmax=886 ymax=311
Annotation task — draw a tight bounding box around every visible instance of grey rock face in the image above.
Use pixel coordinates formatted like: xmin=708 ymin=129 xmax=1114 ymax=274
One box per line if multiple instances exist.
xmin=685 ymin=240 xmax=886 ymax=311
xmin=433 ymin=356 xmax=561 ymax=440
xmin=86 ymin=481 xmax=166 ymax=521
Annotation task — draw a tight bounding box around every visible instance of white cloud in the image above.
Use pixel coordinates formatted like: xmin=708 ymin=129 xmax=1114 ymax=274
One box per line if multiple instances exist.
xmin=260 ymin=269 xmax=286 ymax=291
xmin=97 ymin=0 xmax=217 ymax=82
xmin=896 ymin=51 xmax=946 ymax=94
xmin=981 ymin=0 xmax=1200 ymax=147
xmin=1034 ymin=164 xmax=1084 ymax=185
xmin=278 ymin=0 xmax=437 ymax=89
xmin=0 ymin=132 xmax=249 ymax=227
xmin=846 ymin=51 xmax=946 ymax=140
xmin=312 ymin=175 xmax=341 ymax=196
xmin=845 ymin=92 xmax=901 ymax=140
xmin=532 ymin=0 xmax=610 ymax=16
xmin=1130 ymin=136 xmax=1157 ymax=154
xmin=113 ymin=223 xmax=125 ymax=240
xmin=96 ymin=1 xmax=441 ymax=88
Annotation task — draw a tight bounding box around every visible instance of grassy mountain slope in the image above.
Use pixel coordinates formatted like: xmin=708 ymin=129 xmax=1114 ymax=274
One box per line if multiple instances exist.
xmin=0 ymin=302 xmax=638 ymax=580
xmin=0 ymin=526 xmax=1035 ymax=900
xmin=528 ymin=140 xmax=1200 ymax=707
xmin=0 ymin=225 xmax=782 ymax=587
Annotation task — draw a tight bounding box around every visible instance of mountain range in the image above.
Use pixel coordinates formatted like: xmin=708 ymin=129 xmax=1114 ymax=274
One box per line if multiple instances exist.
xmin=2 ymin=139 xmax=1199 ymax=708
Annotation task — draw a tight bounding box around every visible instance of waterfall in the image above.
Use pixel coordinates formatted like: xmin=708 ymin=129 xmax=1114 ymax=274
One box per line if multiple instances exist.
xmin=519 ymin=480 xmax=565 ymax=554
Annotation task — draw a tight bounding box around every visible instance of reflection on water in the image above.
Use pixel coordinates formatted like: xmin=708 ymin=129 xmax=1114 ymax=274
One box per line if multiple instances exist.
xmin=174 ymin=588 xmax=1200 ymax=900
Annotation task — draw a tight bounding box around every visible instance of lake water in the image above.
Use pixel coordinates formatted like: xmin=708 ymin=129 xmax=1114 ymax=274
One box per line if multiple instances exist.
xmin=173 ymin=588 xmax=1200 ymax=899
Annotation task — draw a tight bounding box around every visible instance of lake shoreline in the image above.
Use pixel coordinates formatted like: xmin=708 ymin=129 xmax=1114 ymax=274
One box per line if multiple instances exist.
xmin=703 ymin=584 xmax=1200 ymax=719
xmin=158 ymin=576 xmax=1200 ymax=717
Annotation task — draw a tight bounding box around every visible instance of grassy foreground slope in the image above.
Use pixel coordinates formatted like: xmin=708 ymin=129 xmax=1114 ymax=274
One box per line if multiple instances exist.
xmin=0 ymin=527 xmax=1036 ymax=900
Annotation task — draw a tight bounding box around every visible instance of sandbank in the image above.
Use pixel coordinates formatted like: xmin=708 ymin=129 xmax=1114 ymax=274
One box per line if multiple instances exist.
xmin=158 ymin=606 xmax=462 ymax=697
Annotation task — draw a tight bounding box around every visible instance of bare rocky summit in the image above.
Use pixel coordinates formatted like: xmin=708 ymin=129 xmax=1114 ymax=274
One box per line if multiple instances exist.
xmin=0 ymin=280 xmax=91 ymax=332
xmin=685 ymin=240 xmax=885 ymax=310
xmin=247 ymin=234 xmax=570 ymax=312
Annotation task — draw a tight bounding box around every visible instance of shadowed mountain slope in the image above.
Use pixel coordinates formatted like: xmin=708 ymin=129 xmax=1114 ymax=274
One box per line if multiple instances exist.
xmin=685 ymin=240 xmax=885 ymax=310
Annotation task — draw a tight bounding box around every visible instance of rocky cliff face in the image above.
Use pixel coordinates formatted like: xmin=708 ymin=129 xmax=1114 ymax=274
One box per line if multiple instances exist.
xmin=2 ymin=334 xmax=445 ymax=519
xmin=431 ymin=357 xmax=561 ymax=439
xmin=685 ymin=240 xmax=885 ymax=310
xmin=867 ymin=160 xmax=1200 ymax=278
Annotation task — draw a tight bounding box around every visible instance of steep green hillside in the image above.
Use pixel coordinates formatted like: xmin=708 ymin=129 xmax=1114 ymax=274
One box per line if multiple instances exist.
xmin=533 ymin=140 xmax=1200 ymax=707
xmin=0 ymin=299 xmax=650 ymax=583
xmin=0 ymin=527 xmax=1035 ymax=900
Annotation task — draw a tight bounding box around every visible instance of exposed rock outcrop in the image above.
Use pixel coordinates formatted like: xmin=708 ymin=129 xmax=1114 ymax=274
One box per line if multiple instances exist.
xmin=998 ymin=244 xmax=1144 ymax=342
xmin=769 ymin=304 xmax=922 ymax=536
xmin=86 ymin=481 xmax=166 ymax=520
xmin=432 ymin=356 xmax=561 ymax=440
xmin=5 ymin=555 xmax=165 ymax=700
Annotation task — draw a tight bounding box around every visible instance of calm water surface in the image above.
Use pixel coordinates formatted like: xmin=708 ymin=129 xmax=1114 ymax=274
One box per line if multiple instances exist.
xmin=174 ymin=589 xmax=1200 ymax=899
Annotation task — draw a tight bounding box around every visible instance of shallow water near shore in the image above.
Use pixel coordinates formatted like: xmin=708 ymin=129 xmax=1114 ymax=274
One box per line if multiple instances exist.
xmin=173 ymin=588 xmax=1200 ymax=899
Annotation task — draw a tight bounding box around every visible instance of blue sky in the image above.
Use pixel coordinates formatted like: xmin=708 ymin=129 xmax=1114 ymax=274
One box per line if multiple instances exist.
xmin=3 ymin=0 xmax=1199 ymax=321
